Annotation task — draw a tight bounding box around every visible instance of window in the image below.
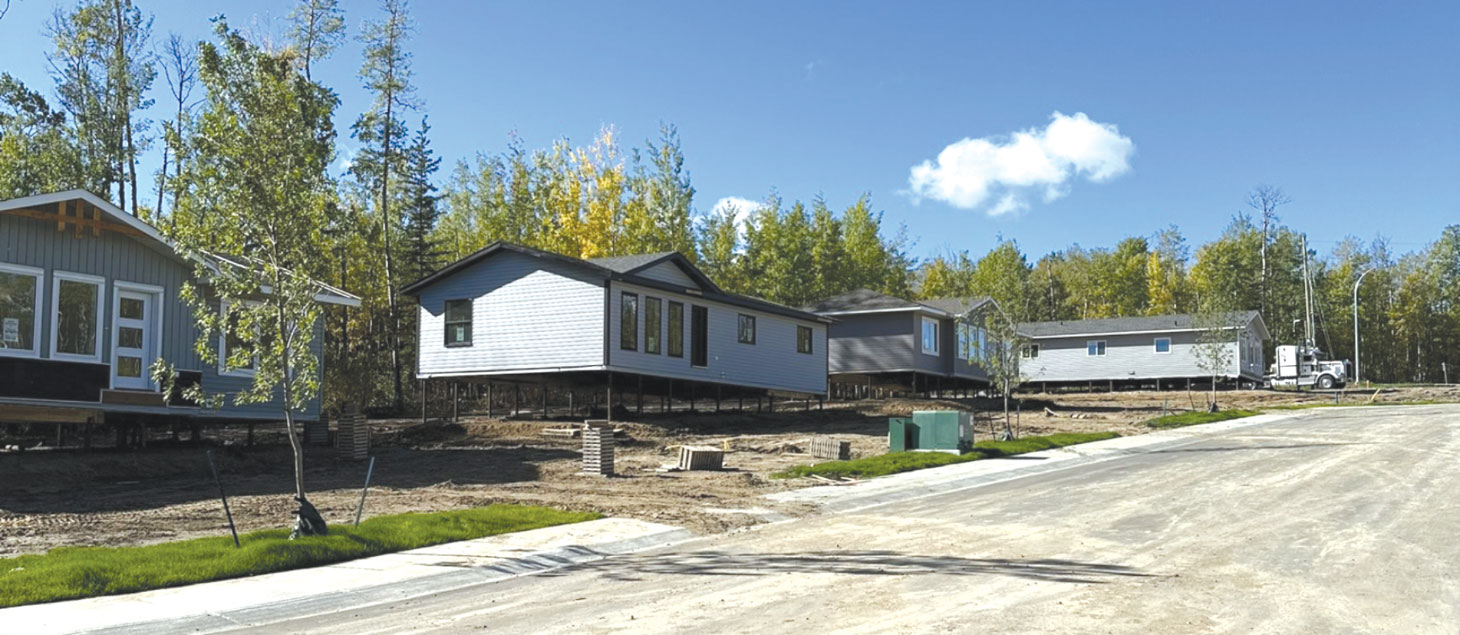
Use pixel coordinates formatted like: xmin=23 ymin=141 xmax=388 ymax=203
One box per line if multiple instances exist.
xmin=667 ymin=301 xmax=684 ymax=357
xmin=956 ymin=324 xmax=969 ymax=360
xmin=444 ymin=299 xmax=472 ymax=347
xmin=52 ymin=272 xmax=104 ymax=361
xmin=976 ymin=327 xmax=987 ymax=360
xmin=737 ymin=314 xmax=756 ymax=344
xmin=620 ymin=292 xmax=638 ymax=351
xmin=1022 ymin=344 xmax=1040 ymax=359
xmin=1154 ymin=337 xmax=1172 ymax=354
xmin=0 ymin=263 xmax=42 ymax=357
xmin=219 ymin=299 xmax=257 ymax=377
xmin=1086 ymin=340 xmax=1106 ymax=357
xmin=921 ymin=317 xmax=939 ymax=355
xmin=797 ymin=325 xmax=813 ymax=354
xmin=645 ymin=297 xmax=662 ymax=354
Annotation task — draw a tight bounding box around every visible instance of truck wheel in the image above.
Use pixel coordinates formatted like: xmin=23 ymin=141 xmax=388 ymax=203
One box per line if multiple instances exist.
xmin=1317 ymin=375 xmax=1335 ymax=390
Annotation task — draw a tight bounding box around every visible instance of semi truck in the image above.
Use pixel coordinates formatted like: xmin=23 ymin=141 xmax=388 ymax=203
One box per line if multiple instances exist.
xmin=1267 ymin=344 xmax=1349 ymax=390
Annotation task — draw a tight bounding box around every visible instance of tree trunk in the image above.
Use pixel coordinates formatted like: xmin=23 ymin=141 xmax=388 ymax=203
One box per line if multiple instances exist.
xmin=381 ymin=98 xmax=403 ymax=412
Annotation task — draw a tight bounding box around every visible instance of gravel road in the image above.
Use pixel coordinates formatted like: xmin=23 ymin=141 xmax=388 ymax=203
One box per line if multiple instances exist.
xmin=237 ymin=405 xmax=1460 ymax=634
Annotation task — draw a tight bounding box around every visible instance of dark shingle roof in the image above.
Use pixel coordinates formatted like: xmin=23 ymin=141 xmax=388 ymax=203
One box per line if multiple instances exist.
xmin=802 ymin=289 xmax=925 ymax=313
xmin=1017 ymin=311 xmax=1262 ymax=338
xmin=587 ymin=252 xmax=677 ymax=273
xmin=917 ymin=297 xmax=993 ymax=315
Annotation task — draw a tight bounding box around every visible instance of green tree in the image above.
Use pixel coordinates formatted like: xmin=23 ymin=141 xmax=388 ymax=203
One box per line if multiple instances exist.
xmin=162 ymin=20 xmax=339 ymax=533
xmin=0 ymin=73 xmax=82 ymax=197
xmin=287 ymin=0 xmax=345 ymax=82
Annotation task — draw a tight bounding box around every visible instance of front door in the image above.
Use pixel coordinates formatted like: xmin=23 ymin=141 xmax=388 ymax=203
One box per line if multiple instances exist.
xmin=113 ymin=291 xmax=153 ymax=390
xmin=691 ymin=305 xmax=708 ymax=368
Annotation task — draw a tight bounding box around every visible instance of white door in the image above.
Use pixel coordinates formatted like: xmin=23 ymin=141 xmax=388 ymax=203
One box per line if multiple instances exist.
xmin=113 ymin=291 xmax=154 ymax=390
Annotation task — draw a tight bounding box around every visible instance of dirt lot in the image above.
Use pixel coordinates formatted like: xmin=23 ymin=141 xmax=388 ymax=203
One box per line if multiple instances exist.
xmin=2 ymin=385 xmax=1456 ymax=557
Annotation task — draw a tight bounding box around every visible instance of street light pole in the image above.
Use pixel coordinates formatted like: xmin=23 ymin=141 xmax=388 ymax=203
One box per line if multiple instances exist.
xmin=1352 ymin=267 xmax=1376 ymax=385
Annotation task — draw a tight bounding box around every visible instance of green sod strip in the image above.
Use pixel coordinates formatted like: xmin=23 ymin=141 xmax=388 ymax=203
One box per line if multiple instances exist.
xmin=0 ymin=504 xmax=600 ymax=608
xmin=773 ymin=432 xmax=1120 ymax=480
xmin=1144 ymin=409 xmax=1259 ymax=429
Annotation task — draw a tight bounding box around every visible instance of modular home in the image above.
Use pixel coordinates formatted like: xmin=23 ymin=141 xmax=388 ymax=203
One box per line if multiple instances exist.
xmin=0 ymin=190 xmax=360 ymax=429
xmin=400 ymin=242 xmax=830 ymax=411
xmin=1016 ymin=311 xmax=1269 ymax=390
xmin=804 ymin=288 xmax=996 ymax=397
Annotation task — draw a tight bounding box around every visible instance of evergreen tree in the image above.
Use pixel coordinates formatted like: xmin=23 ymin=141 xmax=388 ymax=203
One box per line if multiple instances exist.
xmin=287 ymin=0 xmax=345 ymax=82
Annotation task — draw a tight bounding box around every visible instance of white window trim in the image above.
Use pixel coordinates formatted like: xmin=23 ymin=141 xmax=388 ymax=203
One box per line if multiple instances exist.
xmin=1154 ymin=337 xmax=1172 ymax=355
xmin=112 ymin=281 xmax=165 ymax=391
xmin=50 ymin=270 xmax=106 ymax=363
xmin=218 ymin=298 xmax=259 ymax=378
xmin=921 ymin=317 xmax=939 ymax=355
xmin=1086 ymin=340 xmax=1106 ymax=357
xmin=0 ymin=262 xmax=44 ymax=359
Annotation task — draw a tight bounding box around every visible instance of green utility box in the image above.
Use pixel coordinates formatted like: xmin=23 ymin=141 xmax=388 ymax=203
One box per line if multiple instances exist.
xmin=888 ymin=410 xmax=973 ymax=454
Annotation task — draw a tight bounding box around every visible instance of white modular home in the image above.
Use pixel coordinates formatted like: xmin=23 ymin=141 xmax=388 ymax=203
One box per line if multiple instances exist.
xmin=1016 ymin=311 xmax=1270 ymax=390
xmin=400 ymin=242 xmax=830 ymax=411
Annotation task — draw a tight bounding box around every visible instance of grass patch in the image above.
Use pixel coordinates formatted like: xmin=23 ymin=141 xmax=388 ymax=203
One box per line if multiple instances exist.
xmin=1144 ymin=409 xmax=1259 ymax=429
xmin=0 ymin=504 xmax=599 ymax=608
xmin=773 ymin=432 xmax=1120 ymax=480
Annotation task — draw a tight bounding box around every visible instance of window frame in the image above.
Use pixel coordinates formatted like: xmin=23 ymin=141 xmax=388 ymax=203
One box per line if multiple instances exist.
xmin=1022 ymin=343 xmax=1040 ymax=359
xmin=0 ymin=262 xmax=44 ymax=359
xmin=644 ymin=296 xmax=662 ymax=355
xmin=50 ymin=270 xmax=106 ymax=363
xmin=218 ymin=298 xmax=260 ymax=378
xmin=620 ymin=292 xmax=639 ymax=351
xmin=737 ymin=313 xmax=756 ymax=345
xmin=797 ymin=325 xmax=813 ymax=354
xmin=955 ymin=323 xmax=969 ymax=360
xmin=443 ymin=298 xmax=473 ymax=348
xmin=1154 ymin=337 xmax=1172 ymax=354
xmin=921 ymin=317 xmax=939 ymax=355
xmin=112 ymin=281 xmax=165 ymax=390
xmin=1086 ymin=340 xmax=1107 ymax=357
xmin=667 ymin=301 xmax=684 ymax=357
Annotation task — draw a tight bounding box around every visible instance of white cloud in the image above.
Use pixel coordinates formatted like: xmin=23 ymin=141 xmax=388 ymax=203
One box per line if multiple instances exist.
xmin=711 ymin=196 xmax=764 ymax=227
xmin=907 ymin=111 xmax=1134 ymax=216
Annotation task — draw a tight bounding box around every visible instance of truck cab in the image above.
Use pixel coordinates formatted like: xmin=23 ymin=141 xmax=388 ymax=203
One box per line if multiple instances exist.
xmin=1269 ymin=344 xmax=1348 ymax=390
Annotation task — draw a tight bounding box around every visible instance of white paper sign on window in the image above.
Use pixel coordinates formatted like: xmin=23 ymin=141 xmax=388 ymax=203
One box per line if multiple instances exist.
xmin=2 ymin=318 xmax=18 ymax=344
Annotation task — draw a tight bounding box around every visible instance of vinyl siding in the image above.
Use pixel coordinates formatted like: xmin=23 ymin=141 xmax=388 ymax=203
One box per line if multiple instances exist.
xmin=825 ymin=312 xmax=918 ymax=374
xmin=608 ymin=281 xmax=827 ymax=394
xmin=0 ymin=212 xmax=323 ymax=420
xmin=1023 ymin=329 xmax=1245 ymax=383
xmin=911 ymin=312 xmax=944 ymax=374
xmin=635 ymin=261 xmax=700 ymax=288
xmin=415 ymin=250 xmax=606 ymax=376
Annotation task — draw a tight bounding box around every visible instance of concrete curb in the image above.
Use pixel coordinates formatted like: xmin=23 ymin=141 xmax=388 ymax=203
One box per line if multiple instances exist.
xmin=765 ymin=410 xmax=1308 ymax=513
xmin=1 ymin=517 xmax=693 ymax=635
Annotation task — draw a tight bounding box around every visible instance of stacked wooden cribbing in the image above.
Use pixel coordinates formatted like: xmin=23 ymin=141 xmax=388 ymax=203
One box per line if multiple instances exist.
xmin=304 ymin=421 xmax=330 ymax=446
xmin=582 ymin=421 xmax=614 ymax=476
xmin=335 ymin=407 xmax=369 ymax=460
xmin=677 ymin=446 xmax=724 ymax=471
xmin=809 ymin=437 xmax=852 ymax=461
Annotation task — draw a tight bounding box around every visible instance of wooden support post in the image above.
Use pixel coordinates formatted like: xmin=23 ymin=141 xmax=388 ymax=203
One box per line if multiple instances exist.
xmin=819 ymin=395 xmax=824 ymax=410
xmin=688 ymin=383 xmax=695 ymax=413
xmin=739 ymin=394 xmax=744 ymax=412
xmin=666 ymin=379 xmax=673 ymax=414
xmin=606 ymin=371 xmax=614 ymax=423
xmin=715 ymin=385 xmax=721 ymax=413
xmin=421 ymin=379 xmax=428 ymax=425
xmin=540 ymin=382 xmax=548 ymax=420
xmin=569 ymin=390 xmax=576 ymax=418
xmin=453 ymin=382 xmax=460 ymax=423
xmin=487 ymin=382 xmax=495 ymax=418
xmin=83 ymin=417 xmax=93 ymax=450
xmin=768 ymin=393 xmax=775 ymax=413
xmin=637 ymin=375 xmax=644 ymax=416
xmin=247 ymin=421 xmax=255 ymax=447
xmin=513 ymin=384 xmax=521 ymax=417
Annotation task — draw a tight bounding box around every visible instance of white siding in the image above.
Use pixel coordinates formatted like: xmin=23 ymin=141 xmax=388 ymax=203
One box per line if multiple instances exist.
xmin=635 ymin=261 xmax=700 ymax=288
xmin=608 ymin=281 xmax=828 ymax=394
xmin=416 ymin=251 xmax=605 ymax=377
xmin=1023 ymin=330 xmax=1242 ymax=383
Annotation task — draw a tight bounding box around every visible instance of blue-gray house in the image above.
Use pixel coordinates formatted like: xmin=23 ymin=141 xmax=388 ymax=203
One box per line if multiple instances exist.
xmin=0 ymin=190 xmax=359 ymax=430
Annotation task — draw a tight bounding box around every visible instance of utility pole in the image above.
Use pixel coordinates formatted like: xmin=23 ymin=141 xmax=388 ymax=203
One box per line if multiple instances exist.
xmin=1352 ymin=267 xmax=1376 ymax=385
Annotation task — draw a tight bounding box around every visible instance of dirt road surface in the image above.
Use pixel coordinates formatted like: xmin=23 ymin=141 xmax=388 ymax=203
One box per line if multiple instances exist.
xmin=237 ymin=404 xmax=1460 ymax=634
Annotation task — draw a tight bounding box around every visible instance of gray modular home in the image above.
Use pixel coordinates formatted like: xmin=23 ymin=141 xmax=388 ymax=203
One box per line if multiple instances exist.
xmin=0 ymin=190 xmax=360 ymax=426
xmin=1016 ymin=311 xmax=1269 ymax=389
xmin=804 ymin=289 xmax=995 ymax=396
xmin=400 ymin=242 xmax=830 ymax=404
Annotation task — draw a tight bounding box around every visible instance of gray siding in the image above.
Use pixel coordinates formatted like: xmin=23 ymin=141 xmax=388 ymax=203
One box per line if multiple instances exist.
xmin=910 ymin=312 xmax=944 ymax=374
xmin=0 ymin=213 xmax=322 ymax=420
xmin=415 ymin=250 xmax=606 ymax=377
xmin=825 ymin=312 xmax=918 ymax=374
xmin=608 ymin=281 xmax=827 ymax=394
xmin=1023 ymin=329 xmax=1250 ymax=383
xmin=635 ymin=261 xmax=700 ymax=288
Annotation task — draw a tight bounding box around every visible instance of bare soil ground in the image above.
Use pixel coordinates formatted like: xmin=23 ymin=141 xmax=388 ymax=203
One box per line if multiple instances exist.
xmin=2 ymin=385 xmax=1456 ymax=557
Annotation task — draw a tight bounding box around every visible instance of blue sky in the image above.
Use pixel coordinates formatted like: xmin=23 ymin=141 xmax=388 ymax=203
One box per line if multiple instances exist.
xmin=1 ymin=1 xmax=1455 ymax=260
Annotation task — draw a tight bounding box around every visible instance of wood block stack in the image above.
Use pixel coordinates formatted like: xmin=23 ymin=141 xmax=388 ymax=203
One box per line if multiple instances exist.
xmin=677 ymin=446 xmax=724 ymax=471
xmin=335 ymin=406 xmax=369 ymax=461
xmin=582 ymin=421 xmax=614 ymax=476
xmin=809 ymin=437 xmax=852 ymax=461
xmin=304 ymin=421 xmax=330 ymax=446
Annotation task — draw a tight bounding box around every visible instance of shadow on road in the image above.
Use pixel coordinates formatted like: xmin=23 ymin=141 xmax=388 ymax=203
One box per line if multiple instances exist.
xmin=545 ymin=549 xmax=1151 ymax=584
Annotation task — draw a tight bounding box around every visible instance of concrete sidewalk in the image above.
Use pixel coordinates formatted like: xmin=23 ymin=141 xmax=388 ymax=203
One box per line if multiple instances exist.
xmin=766 ymin=411 xmax=1304 ymax=512
xmin=0 ymin=517 xmax=691 ymax=635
